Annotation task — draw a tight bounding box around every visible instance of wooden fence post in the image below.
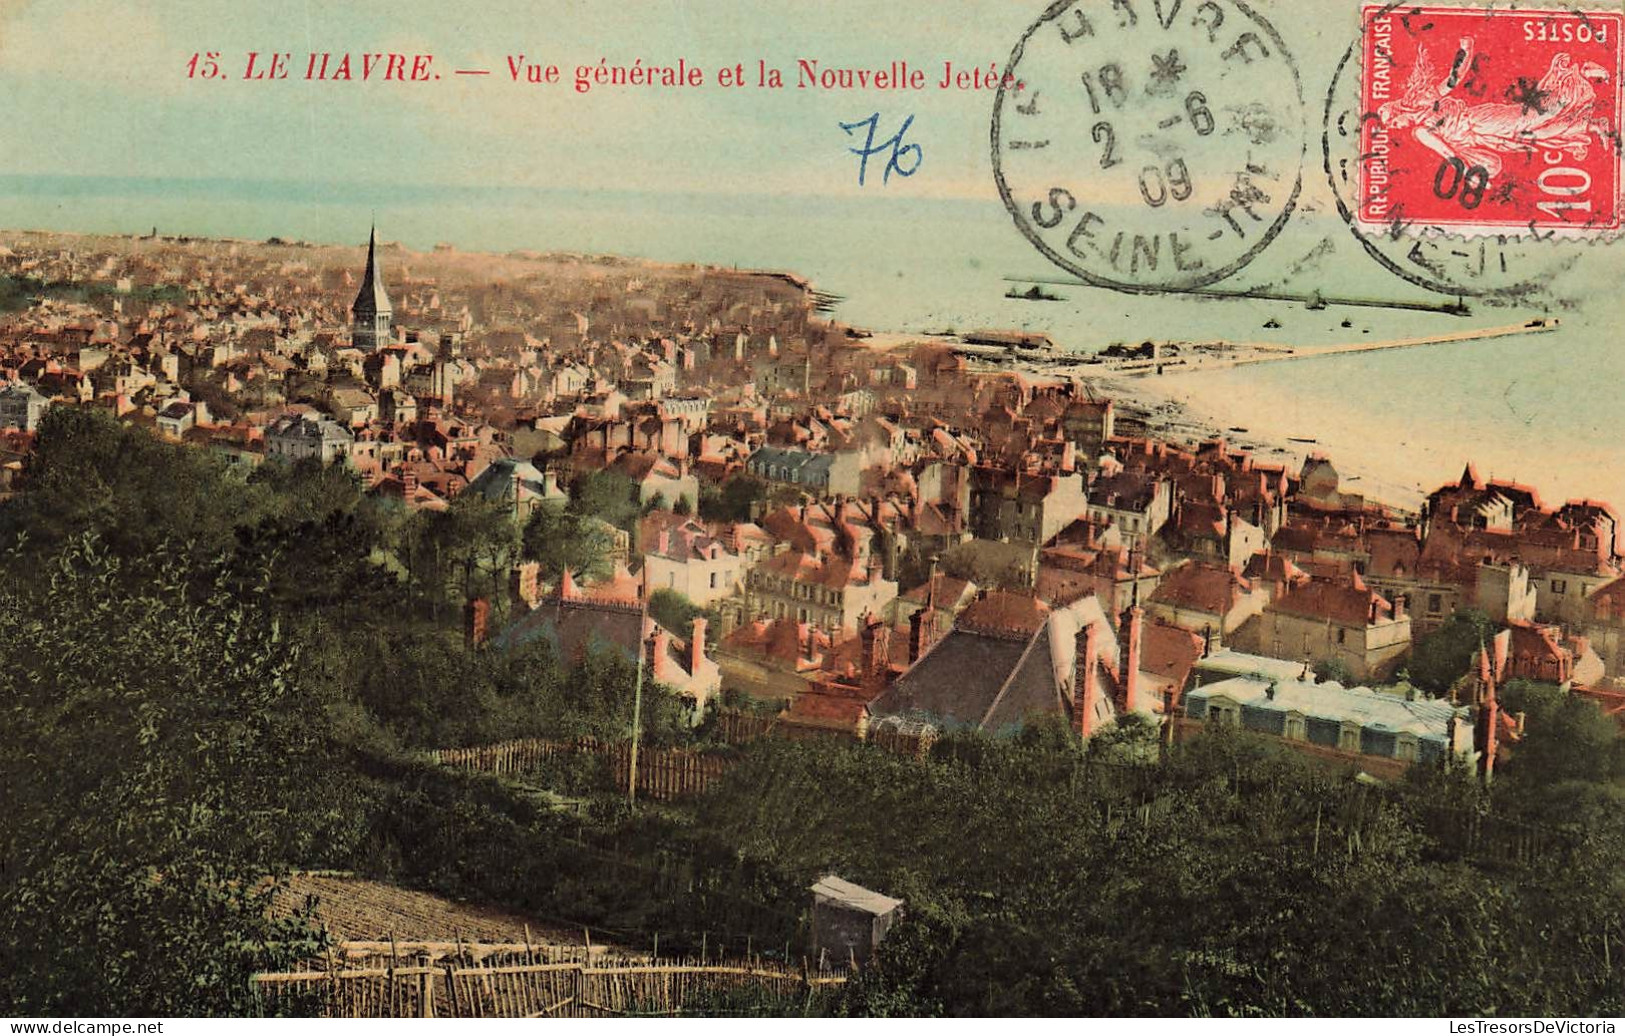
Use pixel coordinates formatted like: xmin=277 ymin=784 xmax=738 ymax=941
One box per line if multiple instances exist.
xmin=442 ymin=960 xmax=460 ymax=1018
xmin=418 ymin=956 xmax=434 ymax=1018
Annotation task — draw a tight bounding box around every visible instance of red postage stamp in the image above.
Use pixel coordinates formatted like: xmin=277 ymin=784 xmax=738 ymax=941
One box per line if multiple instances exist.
xmin=1358 ymin=4 xmax=1623 ymax=234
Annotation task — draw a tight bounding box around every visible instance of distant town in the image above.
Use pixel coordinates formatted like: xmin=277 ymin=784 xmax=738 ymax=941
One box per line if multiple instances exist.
xmin=0 ymin=226 xmax=1620 ymax=777
xmin=5 ymin=224 xmax=1625 ymax=1019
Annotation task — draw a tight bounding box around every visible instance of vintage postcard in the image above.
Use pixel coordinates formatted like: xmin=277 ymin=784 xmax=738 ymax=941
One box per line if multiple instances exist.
xmin=2 ymin=0 xmax=1623 ymax=1025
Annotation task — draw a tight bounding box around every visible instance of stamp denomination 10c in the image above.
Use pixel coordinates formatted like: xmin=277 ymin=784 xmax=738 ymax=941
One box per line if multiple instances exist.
xmin=1358 ymin=4 xmax=1623 ymax=236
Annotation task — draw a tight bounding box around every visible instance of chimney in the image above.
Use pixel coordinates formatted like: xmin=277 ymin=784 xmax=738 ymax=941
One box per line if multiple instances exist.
xmin=401 ymin=467 xmax=418 ymax=499
xmin=1120 ymin=605 xmax=1144 ymax=714
xmin=648 ymin=626 xmax=672 ymax=682
xmin=463 ymin=597 xmax=490 ymax=649
xmin=908 ymin=607 xmax=932 ymax=663
xmin=860 ymin=614 xmax=887 ymax=677
xmin=1476 ymin=681 xmax=1499 ymax=785
xmin=559 ymin=567 xmax=578 ymax=602
xmin=690 ymin=616 xmax=708 ymax=675
xmin=656 ymin=526 xmax=671 ymax=557
xmin=1393 ymin=593 xmax=1407 ymax=621
xmin=1077 ymin=620 xmax=1102 ymax=738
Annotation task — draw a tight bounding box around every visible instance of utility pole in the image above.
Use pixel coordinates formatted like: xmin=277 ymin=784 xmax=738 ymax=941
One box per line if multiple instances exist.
xmin=628 ymin=598 xmax=650 ymax=805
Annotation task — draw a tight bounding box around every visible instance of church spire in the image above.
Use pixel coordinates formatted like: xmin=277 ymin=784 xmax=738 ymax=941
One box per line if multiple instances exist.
xmin=351 ymin=224 xmax=393 ymax=351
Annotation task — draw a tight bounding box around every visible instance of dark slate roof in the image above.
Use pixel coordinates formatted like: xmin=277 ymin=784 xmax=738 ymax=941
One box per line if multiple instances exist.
xmin=494 ymin=598 xmax=647 ymax=663
xmin=466 ymin=458 xmax=551 ymax=505
xmin=352 ymin=226 xmax=392 ymax=316
xmin=747 ymin=445 xmax=836 ymax=483
xmin=869 ymin=623 xmax=1063 ymax=734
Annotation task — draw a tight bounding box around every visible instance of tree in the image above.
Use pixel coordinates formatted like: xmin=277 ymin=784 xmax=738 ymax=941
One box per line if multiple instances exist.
xmin=0 ymin=536 xmax=349 ymax=1014
xmin=1 ymin=406 xmax=275 ymax=563
xmin=407 ymin=494 xmax=521 ymax=617
xmin=571 ymin=470 xmax=639 ymax=531
xmin=700 ymin=473 xmax=768 ymax=523
xmin=522 ymin=503 xmax=614 ymax=582
xmin=1312 ymin=657 xmax=1357 ymax=685
xmin=941 ymin=539 xmax=1032 ymax=589
xmin=648 ymin=587 xmax=718 ymax=645
xmin=1406 ymin=609 xmax=1492 ymax=694
xmin=1497 ymin=680 xmax=1625 ymax=792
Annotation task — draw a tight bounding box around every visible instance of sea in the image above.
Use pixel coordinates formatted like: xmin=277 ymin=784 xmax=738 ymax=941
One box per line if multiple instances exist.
xmin=2 ymin=174 xmax=1620 ymax=513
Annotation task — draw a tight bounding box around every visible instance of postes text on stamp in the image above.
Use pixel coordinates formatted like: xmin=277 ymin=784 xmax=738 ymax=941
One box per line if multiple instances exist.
xmin=1358 ymin=4 xmax=1623 ymax=235
xmin=993 ymin=0 xmax=1306 ymax=294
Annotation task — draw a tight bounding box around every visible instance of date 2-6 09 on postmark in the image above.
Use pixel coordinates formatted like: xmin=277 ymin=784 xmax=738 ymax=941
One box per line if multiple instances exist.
xmin=992 ymin=0 xmax=1306 ymax=294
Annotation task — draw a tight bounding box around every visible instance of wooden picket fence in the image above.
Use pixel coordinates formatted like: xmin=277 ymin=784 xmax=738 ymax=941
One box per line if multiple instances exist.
xmin=715 ymin=709 xmax=780 ymax=745
xmin=433 ymin=737 xmax=730 ymax=801
xmin=432 ymin=737 xmax=577 ymax=776
xmin=433 ymin=711 xmax=936 ymax=801
xmin=253 ymin=953 xmax=848 ymax=1018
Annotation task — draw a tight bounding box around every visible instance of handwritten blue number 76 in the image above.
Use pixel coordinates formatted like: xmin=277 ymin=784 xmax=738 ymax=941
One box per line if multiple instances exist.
xmin=841 ymin=113 xmax=924 ymax=187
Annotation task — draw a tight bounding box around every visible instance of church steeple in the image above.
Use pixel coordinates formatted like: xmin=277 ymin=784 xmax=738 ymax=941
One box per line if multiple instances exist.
xmin=351 ymin=225 xmax=393 ymax=351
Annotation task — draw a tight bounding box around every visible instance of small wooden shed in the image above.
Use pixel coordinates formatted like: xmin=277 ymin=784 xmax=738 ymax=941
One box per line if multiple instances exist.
xmin=809 ymin=874 xmax=903 ymax=966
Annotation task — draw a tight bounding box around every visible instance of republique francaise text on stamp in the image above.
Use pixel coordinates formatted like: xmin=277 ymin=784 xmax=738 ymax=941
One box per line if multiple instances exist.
xmin=1357 ymin=4 xmax=1623 ymax=236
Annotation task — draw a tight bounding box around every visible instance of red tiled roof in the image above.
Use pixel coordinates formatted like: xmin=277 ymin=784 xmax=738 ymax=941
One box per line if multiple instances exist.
xmin=1269 ymin=577 xmax=1393 ymax=627
xmin=957 ymin=591 xmax=1049 ymax=636
xmin=1148 ymin=562 xmax=1251 ymax=617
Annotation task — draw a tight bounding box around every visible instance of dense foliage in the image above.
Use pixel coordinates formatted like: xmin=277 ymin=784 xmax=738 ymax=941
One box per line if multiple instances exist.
xmin=3 ymin=410 xmax=1623 ymax=1017
xmin=0 ymin=537 xmax=345 ymax=1014
xmin=1407 ymin=609 xmax=1494 ymax=694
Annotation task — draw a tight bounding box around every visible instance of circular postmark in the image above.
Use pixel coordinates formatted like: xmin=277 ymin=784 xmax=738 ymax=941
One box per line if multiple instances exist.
xmin=1324 ymin=2 xmax=1623 ymax=300
xmin=993 ymin=0 xmax=1307 ymax=294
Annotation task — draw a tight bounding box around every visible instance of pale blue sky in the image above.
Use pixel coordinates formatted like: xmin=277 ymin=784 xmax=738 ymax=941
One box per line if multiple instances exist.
xmin=0 ymin=0 xmax=1362 ymax=201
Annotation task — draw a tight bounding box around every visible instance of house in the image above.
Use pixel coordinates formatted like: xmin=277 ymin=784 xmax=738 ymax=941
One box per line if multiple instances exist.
xmin=464 ymin=458 xmax=567 ymax=522
xmin=607 ymin=451 xmax=699 ymax=512
xmin=1422 ymin=463 xmax=1522 ymax=534
xmin=1035 ymin=541 xmax=1160 ymax=617
xmin=968 ymin=466 xmax=1090 ymax=546
xmin=1583 ymin=577 xmax=1625 ymax=679
xmin=1061 ymin=396 xmax=1115 ymax=458
xmin=1237 ymin=572 xmax=1412 ymax=682
xmin=327 ymin=385 xmax=378 ymax=429
xmin=717 ymin=617 xmax=840 ymax=700
xmin=1084 ymin=472 xmax=1173 ymax=545
xmin=888 ymin=571 xmax=978 ymax=626
xmin=868 ymin=590 xmax=1165 ymax=736
xmin=777 ymin=615 xmax=911 ymax=741
xmin=1494 ymin=619 xmax=1605 ymax=689
xmin=1145 ymin=561 xmax=1270 ymax=644
xmin=642 ymin=519 xmax=747 ymax=606
xmin=0 ymin=382 xmax=50 ymax=431
xmin=745 ymin=549 xmax=897 ymax=633
xmin=493 ymin=569 xmax=721 ymax=717
xmin=1459 ymin=630 xmax=1534 ymax=782
xmin=155 ymin=399 xmax=207 ymax=439
xmin=265 ymin=410 xmax=354 ymax=464
xmin=747 ymin=445 xmax=862 ymax=499
xmin=1183 ymin=650 xmax=1475 ymax=779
